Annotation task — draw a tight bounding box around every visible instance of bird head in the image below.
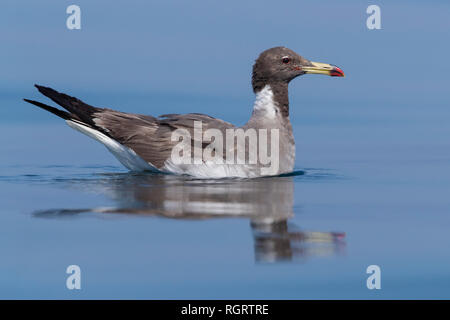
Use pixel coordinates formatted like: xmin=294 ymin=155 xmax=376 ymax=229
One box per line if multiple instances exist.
xmin=252 ymin=47 xmax=344 ymax=92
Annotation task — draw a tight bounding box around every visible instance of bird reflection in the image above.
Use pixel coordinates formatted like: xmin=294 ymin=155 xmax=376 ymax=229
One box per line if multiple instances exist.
xmin=34 ymin=172 xmax=346 ymax=263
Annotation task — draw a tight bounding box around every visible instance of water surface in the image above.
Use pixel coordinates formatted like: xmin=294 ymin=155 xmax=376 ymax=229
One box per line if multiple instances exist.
xmin=1 ymin=0 xmax=450 ymax=299
xmin=1 ymin=98 xmax=449 ymax=299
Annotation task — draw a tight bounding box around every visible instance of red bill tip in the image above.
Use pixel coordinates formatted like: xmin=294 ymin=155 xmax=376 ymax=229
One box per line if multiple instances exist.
xmin=330 ymin=66 xmax=345 ymax=77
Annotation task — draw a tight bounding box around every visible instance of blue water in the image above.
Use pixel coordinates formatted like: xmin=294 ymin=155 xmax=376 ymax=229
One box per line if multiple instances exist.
xmin=1 ymin=0 xmax=450 ymax=299
xmin=1 ymin=90 xmax=449 ymax=299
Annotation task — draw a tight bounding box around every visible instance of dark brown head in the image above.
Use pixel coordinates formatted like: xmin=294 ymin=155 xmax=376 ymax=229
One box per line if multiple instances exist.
xmin=252 ymin=47 xmax=344 ymax=92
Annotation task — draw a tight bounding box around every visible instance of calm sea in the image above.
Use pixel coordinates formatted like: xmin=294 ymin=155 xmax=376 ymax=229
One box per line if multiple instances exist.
xmin=1 ymin=91 xmax=449 ymax=299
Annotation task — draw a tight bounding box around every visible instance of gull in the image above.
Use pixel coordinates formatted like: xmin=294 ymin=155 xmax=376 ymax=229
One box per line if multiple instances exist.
xmin=24 ymin=47 xmax=344 ymax=178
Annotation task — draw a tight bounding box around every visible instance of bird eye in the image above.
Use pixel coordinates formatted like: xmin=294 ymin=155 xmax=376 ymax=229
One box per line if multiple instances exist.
xmin=282 ymin=57 xmax=290 ymax=64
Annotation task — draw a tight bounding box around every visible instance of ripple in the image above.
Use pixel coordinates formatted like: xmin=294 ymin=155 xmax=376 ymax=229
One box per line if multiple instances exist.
xmin=0 ymin=164 xmax=346 ymax=186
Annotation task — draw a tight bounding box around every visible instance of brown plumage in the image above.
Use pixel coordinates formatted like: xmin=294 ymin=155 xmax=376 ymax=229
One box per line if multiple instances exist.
xmin=23 ymin=47 xmax=344 ymax=177
xmin=25 ymin=85 xmax=235 ymax=169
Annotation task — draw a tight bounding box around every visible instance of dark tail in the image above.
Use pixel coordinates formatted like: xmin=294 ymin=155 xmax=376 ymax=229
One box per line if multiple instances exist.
xmin=24 ymin=84 xmax=103 ymax=126
xmin=23 ymin=98 xmax=71 ymax=120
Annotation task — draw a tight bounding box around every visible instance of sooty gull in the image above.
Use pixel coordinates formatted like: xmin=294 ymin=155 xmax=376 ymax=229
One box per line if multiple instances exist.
xmin=24 ymin=47 xmax=344 ymax=178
